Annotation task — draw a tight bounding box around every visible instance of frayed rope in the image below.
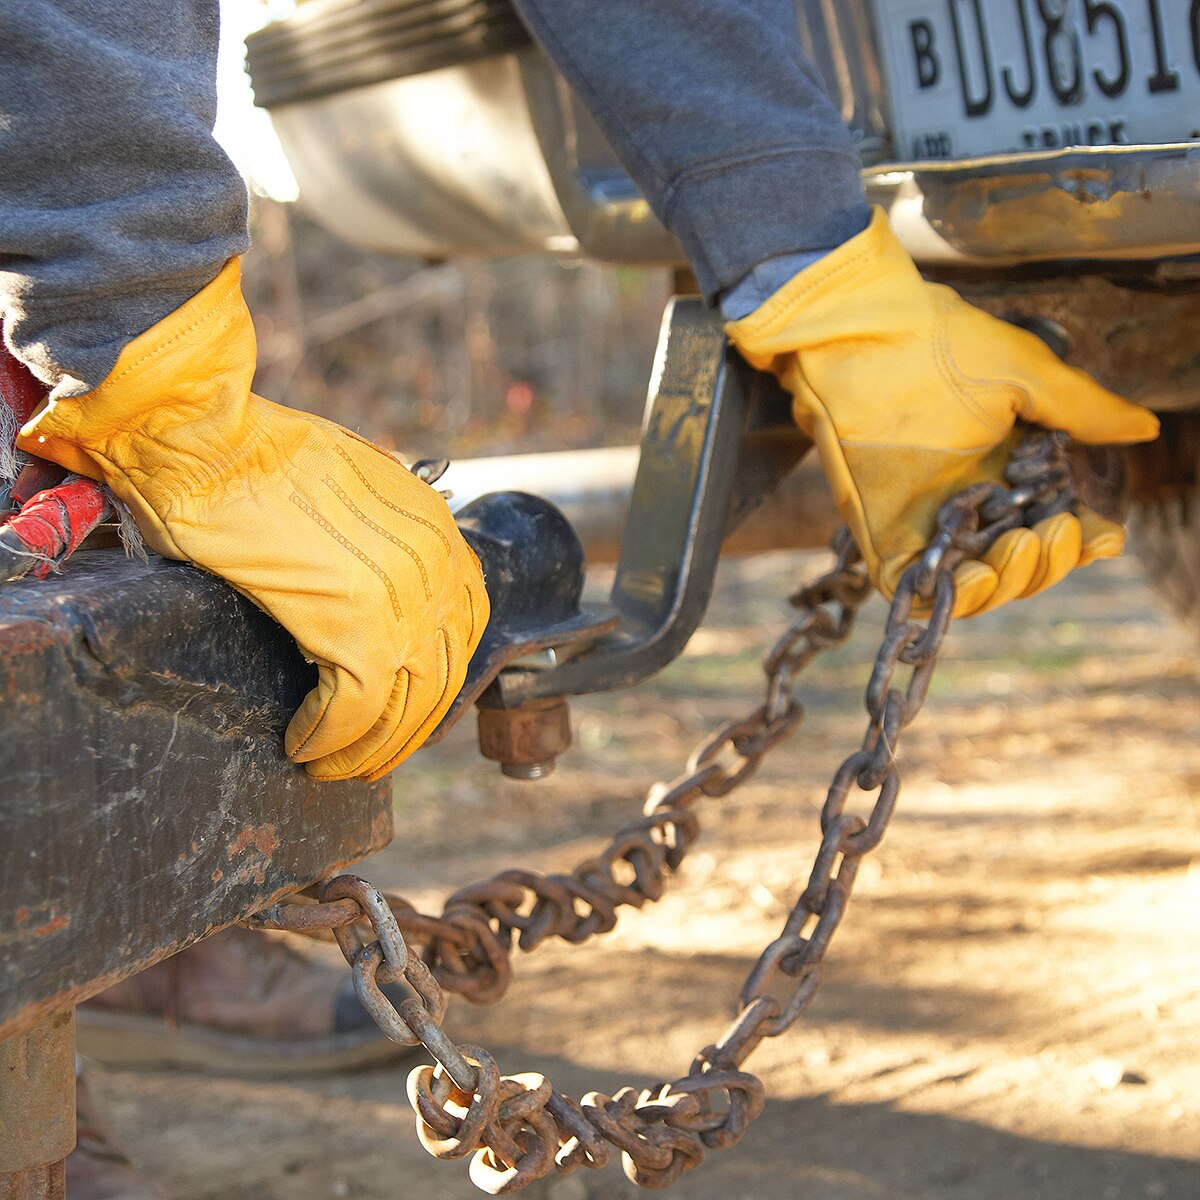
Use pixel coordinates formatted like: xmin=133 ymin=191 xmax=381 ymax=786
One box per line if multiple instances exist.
xmin=0 ymin=403 xmax=18 ymax=484
xmin=107 ymin=490 xmax=149 ymax=563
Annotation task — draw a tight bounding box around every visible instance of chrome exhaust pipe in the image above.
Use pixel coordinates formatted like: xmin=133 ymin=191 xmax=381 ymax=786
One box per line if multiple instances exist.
xmin=441 ymin=445 xmax=839 ymax=564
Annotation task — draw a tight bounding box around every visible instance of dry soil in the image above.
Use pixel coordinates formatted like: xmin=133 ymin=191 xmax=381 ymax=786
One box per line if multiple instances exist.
xmin=89 ymin=549 xmax=1200 ymax=1200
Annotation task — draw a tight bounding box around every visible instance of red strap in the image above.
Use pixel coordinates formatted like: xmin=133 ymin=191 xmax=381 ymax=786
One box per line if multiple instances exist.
xmin=10 ymin=456 xmax=68 ymax=507
xmin=0 ymin=344 xmax=111 ymax=581
xmin=4 ymin=477 xmax=112 ymax=579
xmin=0 ymin=343 xmax=48 ymax=427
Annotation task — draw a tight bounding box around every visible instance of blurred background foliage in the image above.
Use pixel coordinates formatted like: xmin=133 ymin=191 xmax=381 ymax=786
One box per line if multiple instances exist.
xmin=240 ymin=198 xmax=672 ymax=461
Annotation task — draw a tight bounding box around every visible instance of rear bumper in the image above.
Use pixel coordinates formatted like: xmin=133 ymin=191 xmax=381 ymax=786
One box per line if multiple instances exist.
xmin=869 ymin=143 xmax=1200 ymax=273
xmin=251 ymin=2 xmax=1200 ymax=272
xmin=267 ymin=50 xmax=1200 ymax=275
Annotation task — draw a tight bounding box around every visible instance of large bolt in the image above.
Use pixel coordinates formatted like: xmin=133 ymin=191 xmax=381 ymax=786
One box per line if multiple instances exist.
xmin=476 ymin=697 xmax=572 ymax=780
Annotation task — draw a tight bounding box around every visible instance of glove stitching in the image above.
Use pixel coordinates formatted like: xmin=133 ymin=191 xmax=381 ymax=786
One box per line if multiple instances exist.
xmin=949 ymin=559 xmax=995 ymax=619
xmin=970 ymin=530 xmax=1036 ymax=616
xmin=30 ymin=384 xmax=268 ymax=506
xmin=798 ymin=387 xmax=886 ymax=574
xmin=323 ymin=667 xmax=410 ymax=781
xmin=288 ymin=491 xmax=403 ymax=623
xmin=343 ymin=668 xmax=413 ymax=781
xmin=987 ymin=530 xmax=1023 ymax=575
xmin=332 ymin=444 xmax=452 ymax=554
xmin=324 ymin=478 xmax=432 ymax=602
xmin=932 ymin=295 xmax=1013 ymax=438
xmin=464 ymin=581 xmax=482 ymax=645
xmin=90 ymin=274 xmax=242 ymax=395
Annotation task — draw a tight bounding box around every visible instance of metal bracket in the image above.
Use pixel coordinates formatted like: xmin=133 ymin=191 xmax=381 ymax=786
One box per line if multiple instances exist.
xmin=489 ymin=297 xmax=809 ymax=706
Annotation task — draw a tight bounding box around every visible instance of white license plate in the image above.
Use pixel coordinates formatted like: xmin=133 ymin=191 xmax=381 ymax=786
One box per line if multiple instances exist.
xmin=871 ymin=0 xmax=1200 ymax=159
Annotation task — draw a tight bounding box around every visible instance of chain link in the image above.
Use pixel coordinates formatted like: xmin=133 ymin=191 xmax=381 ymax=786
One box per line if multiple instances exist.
xmin=246 ymin=430 xmax=1075 ymax=1193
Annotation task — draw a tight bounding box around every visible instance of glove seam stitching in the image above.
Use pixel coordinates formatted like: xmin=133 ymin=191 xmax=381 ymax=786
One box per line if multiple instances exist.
xmin=365 ymin=629 xmax=450 ymax=780
xmin=89 ymin=272 xmax=242 ymax=397
xmin=288 ymin=676 xmax=336 ymax=759
xmin=464 ymin=581 xmax=482 ymax=645
xmin=324 ymin=477 xmax=432 ymax=602
xmin=331 ymin=667 xmax=409 ymax=780
xmin=331 ymin=443 xmax=452 ymax=554
xmin=932 ymin=295 xmax=1015 ymax=438
xmin=288 ymin=491 xmax=404 ymax=624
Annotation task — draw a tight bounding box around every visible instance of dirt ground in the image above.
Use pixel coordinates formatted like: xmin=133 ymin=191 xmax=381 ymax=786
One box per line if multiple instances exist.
xmin=90 ymin=548 xmax=1200 ymax=1199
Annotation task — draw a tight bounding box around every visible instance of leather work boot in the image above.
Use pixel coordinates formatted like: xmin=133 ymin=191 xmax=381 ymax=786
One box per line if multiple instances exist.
xmin=68 ymin=1070 xmax=167 ymax=1200
xmin=77 ymin=925 xmax=412 ymax=1078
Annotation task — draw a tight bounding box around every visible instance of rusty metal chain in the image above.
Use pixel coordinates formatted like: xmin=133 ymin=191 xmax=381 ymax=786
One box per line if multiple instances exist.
xmin=247 ymin=429 xmax=1075 ymax=1193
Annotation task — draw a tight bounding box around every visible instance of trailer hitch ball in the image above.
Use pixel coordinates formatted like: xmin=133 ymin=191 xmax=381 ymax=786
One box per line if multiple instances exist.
xmin=476 ymin=696 xmax=572 ymax=780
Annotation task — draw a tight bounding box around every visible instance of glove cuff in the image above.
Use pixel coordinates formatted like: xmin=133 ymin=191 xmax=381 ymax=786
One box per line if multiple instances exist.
xmin=17 ymin=259 xmax=252 ymax=483
xmin=724 ymin=207 xmax=913 ymax=369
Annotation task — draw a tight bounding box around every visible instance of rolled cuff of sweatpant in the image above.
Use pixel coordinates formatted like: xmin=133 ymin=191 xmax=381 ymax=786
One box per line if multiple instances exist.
xmin=661 ymin=147 xmax=870 ymax=300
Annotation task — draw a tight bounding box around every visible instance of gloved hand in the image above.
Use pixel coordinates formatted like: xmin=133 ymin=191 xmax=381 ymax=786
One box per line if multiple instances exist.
xmin=725 ymin=209 xmax=1160 ymax=616
xmin=18 ymin=259 xmax=489 ymax=781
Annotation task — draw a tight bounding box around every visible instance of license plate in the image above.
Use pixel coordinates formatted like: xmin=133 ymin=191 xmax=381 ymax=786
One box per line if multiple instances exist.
xmin=871 ymin=0 xmax=1200 ymax=159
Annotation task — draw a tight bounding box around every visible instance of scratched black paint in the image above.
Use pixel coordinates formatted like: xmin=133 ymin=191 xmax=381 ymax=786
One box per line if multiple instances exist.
xmin=0 ymin=552 xmax=391 ymax=1040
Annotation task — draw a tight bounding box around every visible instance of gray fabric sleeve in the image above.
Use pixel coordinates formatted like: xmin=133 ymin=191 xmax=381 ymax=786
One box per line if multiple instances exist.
xmin=0 ymin=1 xmax=248 ymax=392
xmin=511 ymin=0 xmax=871 ymax=299
xmin=720 ymin=248 xmax=830 ymax=319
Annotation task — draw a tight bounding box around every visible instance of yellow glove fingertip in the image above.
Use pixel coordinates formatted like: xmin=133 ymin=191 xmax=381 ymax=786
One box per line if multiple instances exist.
xmin=1126 ymin=407 xmax=1161 ymax=444
xmin=951 ymin=560 xmax=999 ymax=618
xmin=1078 ymin=509 xmax=1126 ymax=567
xmin=970 ymin=528 xmax=1041 ymax=616
xmin=286 ymin=662 xmax=387 ymax=767
xmin=1019 ymin=512 xmax=1083 ymax=600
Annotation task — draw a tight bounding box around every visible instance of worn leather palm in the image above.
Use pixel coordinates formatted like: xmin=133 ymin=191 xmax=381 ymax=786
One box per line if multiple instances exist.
xmin=18 ymin=259 xmax=488 ymax=780
xmin=725 ymin=208 xmax=1160 ymax=617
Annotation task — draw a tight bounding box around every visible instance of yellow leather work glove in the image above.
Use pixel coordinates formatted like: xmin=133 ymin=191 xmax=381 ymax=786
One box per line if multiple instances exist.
xmin=18 ymin=260 xmax=489 ymax=781
xmin=725 ymin=209 xmax=1160 ymax=616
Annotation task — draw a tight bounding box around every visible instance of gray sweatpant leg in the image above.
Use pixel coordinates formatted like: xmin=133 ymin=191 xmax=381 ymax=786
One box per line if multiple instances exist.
xmin=0 ymin=1 xmax=248 ymax=392
xmin=511 ymin=0 xmax=870 ymax=298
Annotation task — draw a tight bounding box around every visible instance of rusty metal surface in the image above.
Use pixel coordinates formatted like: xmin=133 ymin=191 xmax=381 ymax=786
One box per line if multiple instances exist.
xmin=1127 ymin=413 xmax=1200 ymax=502
xmin=476 ymin=697 xmax=572 ymax=780
xmin=0 ymin=1162 xmax=65 ymax=1200
xmin=0 ymin=1011 xmax=75 ymax=1176
xmin=0 ymin=551 xmax=392 ymax=1042
xmin=869 ymin=144 xmax=1200 ymax=268
xmin=252 ymin=433 xmax=1075 ymax=1192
